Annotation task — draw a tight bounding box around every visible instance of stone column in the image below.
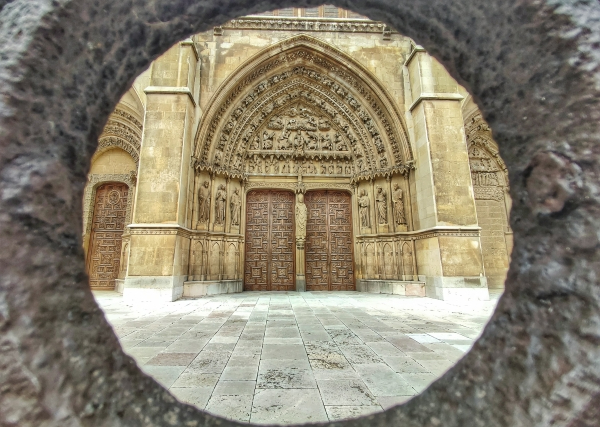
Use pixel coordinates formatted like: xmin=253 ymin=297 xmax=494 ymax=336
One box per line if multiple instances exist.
xmin=295 ymin=191 xmax=307 ymax=292
xmin=370 ymin=179 xmax=377 ymax=234
xmin=124 ymin=40 xmax=199 ymax=303
xmin=352 ymin=184 xmax=363 ymax=280
xmin=208 ymin=173 xmax=216 ymax=231
xmin=224 ymin=176 xmax=231 ymax=234
xmin=405 ymin=46 xmax=488 ymax=301
xmin=239 ymin=181 xmax=247 ymax=282
xmin=386 ymin=176 xmax=394 ymax=233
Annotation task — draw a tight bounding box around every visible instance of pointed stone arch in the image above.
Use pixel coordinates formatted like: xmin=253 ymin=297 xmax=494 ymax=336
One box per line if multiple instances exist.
xmin=193 ymin=34 xmax=413 ymax=182
xmin=95 ymin=97 xmax=143 ymax=166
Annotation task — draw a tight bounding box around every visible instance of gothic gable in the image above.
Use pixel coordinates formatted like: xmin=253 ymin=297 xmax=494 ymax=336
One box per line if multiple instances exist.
xmin=193 ymin=34 xmax=412 ymax=181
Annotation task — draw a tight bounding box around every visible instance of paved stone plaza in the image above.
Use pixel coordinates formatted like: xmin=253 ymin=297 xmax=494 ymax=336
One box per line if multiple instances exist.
xmin=95 ymin=291 xmax=501 ymax=423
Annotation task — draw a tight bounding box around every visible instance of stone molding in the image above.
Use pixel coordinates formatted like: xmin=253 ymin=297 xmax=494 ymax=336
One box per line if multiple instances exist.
xmin=224 ymin=16 xmax=392 ymax=35
xmin=180 ymin=39 xmax=200 ymax=60
xmin=409 ymin=93 xmax=465 ymax=112
xmin=144 ymin=86 xmax=197 ymax=107
xmin=127 ymin=224 xmax=244 ymax=241
xmin=356 ymin=225 xmax=481 ymax=240
xmin=83 ymin=173 xmax=136 ymax=237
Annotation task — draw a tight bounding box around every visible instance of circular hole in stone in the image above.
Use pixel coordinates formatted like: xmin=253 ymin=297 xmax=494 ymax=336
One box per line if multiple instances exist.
xmin=4 ymin=0 xmax=597 ymax=426
xmin=86 ymin=6 xmax=512 ymax=423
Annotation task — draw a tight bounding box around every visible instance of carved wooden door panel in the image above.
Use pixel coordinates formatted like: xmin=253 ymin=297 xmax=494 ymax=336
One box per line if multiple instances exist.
xmin=244 ymin=190 xmax=295 ymax=291
xmin=305 ymin=191 xmax=355 ymax=291
xmin=87 ymin=183 xmax=128 ymax=289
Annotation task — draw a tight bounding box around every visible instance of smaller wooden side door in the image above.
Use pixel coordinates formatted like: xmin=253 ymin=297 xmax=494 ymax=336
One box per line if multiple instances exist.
xmin=87 ymin=183 xmax=128 ymax=289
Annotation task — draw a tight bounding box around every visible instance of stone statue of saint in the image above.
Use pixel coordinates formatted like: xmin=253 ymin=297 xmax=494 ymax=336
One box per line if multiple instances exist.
xmin=393 ymin=183 xmax=406 ymax=225
xmin=375 ymin=186 xmax=387 ymax=224
xmin=358 ymin=189 xmax=371 ymax=228
xmin=295 ymin=193 xmax=307 ymax=240
xmin=198 ymin=180 xmax=211 ymax=223
xmin=230 ymin=188 xmax=241 ymax=226
xmin=214 ymin=184 xmax=227 ymax=225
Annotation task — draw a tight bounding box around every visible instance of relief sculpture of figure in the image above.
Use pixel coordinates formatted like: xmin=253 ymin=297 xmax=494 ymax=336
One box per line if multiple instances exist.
xmin=230 ymin=188 xmax=241 ymax=227
xmin=375 ymin=186 xmax=388 ymax=224
xmin=393 ymin=183 xmax=407 ymax=225
xmin=198 ymin=180 xmax=211 ymax=223
xmin=214 ymin=184 xmax=227 ymax=225
xmin=295 ymin=193 xmax=307 ymax=240
xmin=358 ymin=189 xmax=371 ymax=228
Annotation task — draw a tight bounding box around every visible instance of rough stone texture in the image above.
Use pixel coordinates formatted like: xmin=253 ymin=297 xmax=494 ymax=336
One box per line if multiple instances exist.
xmin=0 ymin=0 xmax=599 ymax=426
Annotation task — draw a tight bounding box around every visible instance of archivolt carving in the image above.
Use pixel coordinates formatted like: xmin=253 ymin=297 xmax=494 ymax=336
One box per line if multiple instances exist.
xmin=95 ymin=107 xmax=142 ymax=166
xmin=465 ymin=112 xmax=509 ymax=200
xmin=194 ymin=35 xmax=412 ymax=183
xmin=83 ymin=173 xmax=136 ymax=237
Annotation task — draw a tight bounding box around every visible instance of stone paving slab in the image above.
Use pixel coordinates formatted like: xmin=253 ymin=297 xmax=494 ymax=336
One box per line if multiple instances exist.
xmin=95 ymin=291 xmax=499 ymax=423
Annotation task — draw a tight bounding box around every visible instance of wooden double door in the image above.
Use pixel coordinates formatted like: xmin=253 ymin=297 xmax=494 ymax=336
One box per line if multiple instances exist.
xmin=243 ymin=189 xmax=355 ymax=292
xmin=305 ymin=191 xmax=355 ymax=291
xmin=87 ymin=183 xmax=128 ymax=289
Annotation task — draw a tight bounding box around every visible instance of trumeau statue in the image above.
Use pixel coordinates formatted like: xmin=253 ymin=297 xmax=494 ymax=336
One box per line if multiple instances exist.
xmin=375 ymin=186 xmax=387 ymax=224
xmin=393 ymin=183 xmax=407 ymax=225
xmin=198 ymin=180 xmax=211 ymax=223
xmin=215 ymin=184 xmax=227 ymax=225
xmin=295 ymin=193 xmax=307 ymax=240
xmin=230 ymin=188 xmax=241 ymax=226
xmin=358 ymin=189 xmax=371 ymax=228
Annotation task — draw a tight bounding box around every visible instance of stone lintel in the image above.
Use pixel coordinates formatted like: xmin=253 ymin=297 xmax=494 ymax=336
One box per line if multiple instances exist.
xmin=144 ymin=86 xmax=197 ymax=107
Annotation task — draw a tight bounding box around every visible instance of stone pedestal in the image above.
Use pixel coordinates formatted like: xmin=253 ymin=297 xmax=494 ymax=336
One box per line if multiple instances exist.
xmin=296 ymin=239 xmax=306 ymax=292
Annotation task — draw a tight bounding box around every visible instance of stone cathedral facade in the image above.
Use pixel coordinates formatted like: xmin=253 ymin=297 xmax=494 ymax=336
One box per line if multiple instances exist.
xmin=83 ymin=8 xmax=513 ymax=303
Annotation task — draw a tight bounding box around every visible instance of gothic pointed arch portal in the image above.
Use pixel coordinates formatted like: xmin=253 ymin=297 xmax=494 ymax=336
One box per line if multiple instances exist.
xmin=190 ymin=34 xmax=419 ymax=293
xmin=193 ymin=34 xmax=413 ymax=180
